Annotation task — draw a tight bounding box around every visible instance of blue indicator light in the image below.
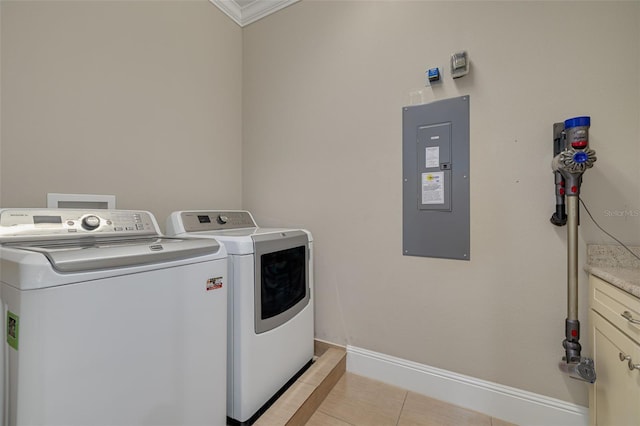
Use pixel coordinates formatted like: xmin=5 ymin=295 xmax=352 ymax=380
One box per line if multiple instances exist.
xmin=573 ymin=151 xmax=589 ymax=164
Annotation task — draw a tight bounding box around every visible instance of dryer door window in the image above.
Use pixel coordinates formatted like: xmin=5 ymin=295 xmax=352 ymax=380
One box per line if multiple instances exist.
xmin=260 ymin=245 xmax=306 ymax=320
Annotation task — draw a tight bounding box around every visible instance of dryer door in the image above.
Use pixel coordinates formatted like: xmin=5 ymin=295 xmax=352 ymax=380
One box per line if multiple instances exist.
xmin=252 ymin=231 xmax=309 ymax=334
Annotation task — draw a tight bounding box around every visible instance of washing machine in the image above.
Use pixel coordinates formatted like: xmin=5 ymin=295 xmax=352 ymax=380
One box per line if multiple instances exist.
xmin=0 ymin=208 xmax=228 ymax=426
xmin=166 ymin=210 xmax=314 ymax=424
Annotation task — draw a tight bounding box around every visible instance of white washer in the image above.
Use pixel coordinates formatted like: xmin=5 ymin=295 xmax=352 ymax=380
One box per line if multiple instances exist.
xmin=166 ymin=210 xmax=314 ymax=424
xmin=0 ymin=209 xmax=228 ymax=426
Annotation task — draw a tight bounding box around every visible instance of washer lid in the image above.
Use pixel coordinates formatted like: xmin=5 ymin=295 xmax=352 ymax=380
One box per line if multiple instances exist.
xmin=6 ymin=237 xmax=222 ymax=272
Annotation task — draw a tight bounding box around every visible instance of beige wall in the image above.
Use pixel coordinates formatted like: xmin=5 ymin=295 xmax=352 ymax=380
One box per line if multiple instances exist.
xmin=0 ymin=0 xmax=242 ymax=225
xmin=0 ymin=0 xmax=3 ymax=204
xmin=243 ymin=0 xmax=640 ymax=406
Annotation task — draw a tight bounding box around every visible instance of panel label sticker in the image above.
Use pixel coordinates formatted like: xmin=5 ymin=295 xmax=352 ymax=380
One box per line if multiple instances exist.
xmin=206 ymin=277 xmax=223 ymax=291
xmin=425 ymin=146 xmax=440 ymax=168
xmin=422 ymin=172 xmax=445 ymax=205
xmin=7 ymin=311 xmax=19 ymax=350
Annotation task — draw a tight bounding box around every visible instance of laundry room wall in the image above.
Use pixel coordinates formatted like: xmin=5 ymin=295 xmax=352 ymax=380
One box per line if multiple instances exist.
xmin=242 ymin=0 xmax=640 ymax=408
xmin=0 ymin=3 xmax=3 ymax=205
xmin=0 ymin=0 xmax=242 ymax=224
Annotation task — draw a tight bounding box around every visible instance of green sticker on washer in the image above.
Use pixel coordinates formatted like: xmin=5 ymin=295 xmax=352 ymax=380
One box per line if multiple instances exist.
xmin=7 ymin=311 xmax=19 ymax=350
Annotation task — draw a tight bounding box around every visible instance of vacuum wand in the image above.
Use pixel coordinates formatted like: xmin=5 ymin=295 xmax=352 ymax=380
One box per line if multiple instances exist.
xmin=550 ymin=116 xmax=597 ymax=383
xmin=565 ymin=196 xmax=581 ymax=360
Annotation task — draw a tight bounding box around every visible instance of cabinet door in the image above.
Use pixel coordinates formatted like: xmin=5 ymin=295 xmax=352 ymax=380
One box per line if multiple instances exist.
xmin=591 ymin=275 xmax=640 ymax=344
xmin=591 ymin=311 xmax=640 ymax=426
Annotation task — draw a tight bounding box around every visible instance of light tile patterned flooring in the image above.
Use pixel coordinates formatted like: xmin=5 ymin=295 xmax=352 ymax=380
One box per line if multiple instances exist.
xmin=305 ymin=373 xmax=517 ymax=426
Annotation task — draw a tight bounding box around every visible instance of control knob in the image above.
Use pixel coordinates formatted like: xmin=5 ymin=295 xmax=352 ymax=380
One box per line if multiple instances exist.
xmin=217 ymin=215 xmax=229 ymax=225
xmin=82 ymin=215 xmax=100 ymax=230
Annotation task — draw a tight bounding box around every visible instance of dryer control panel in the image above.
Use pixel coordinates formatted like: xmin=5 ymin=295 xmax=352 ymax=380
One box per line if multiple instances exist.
xmin=0 ymin=209 xmax=158 ymax=241
xmin=175 ymin=211 xmax=257 ymax=233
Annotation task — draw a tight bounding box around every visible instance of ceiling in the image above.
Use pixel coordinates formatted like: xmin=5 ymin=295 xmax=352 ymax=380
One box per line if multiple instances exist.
xmin=209 ymin=0 xmax=300 ymax=27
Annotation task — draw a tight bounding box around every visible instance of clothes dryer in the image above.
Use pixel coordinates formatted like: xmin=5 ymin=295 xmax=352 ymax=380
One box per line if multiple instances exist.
xmin=0 ymin=209 xmax=227 ymax=426
xmin=166 ymin=210 xmax=313 ymax=424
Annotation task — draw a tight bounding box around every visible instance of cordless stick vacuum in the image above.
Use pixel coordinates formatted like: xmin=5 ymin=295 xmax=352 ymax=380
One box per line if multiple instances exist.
xmin=550 ymin=116 xmax=597 ymax=383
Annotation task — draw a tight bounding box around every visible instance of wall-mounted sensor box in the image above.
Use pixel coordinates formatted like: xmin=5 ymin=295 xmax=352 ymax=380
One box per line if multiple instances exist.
xmin=426 ymin=67 xmax=441 ymax=86
xmin=451 ymin=51 xmax=469 ymax=79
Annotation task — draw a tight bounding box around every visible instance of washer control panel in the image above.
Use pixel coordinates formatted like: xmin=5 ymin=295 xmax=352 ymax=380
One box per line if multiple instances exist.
xmin=0 ymin=209 xmax=158 ymax=240
xmin=179 ymin=211 xmax=257 ymax=232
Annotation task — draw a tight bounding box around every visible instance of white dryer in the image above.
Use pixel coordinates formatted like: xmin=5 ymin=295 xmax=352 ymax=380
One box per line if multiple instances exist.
xmin=166 ymin=210 xmax=314 ymax=424
xmin=0 ymin=209 xmax=228 ymax=426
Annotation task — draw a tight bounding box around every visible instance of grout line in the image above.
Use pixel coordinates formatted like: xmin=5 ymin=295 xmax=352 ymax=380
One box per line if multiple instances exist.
xmin=395 ymin=390 xmax=409 ymax=426
xmin=315 ymin=409 xmax=356 ymax=426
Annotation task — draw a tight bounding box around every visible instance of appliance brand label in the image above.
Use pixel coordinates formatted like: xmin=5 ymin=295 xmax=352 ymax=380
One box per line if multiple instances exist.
xmin=7 ymin=311 xmax=19 ymax=350
xmin=206 ymin=277 xmax=223 ymax=291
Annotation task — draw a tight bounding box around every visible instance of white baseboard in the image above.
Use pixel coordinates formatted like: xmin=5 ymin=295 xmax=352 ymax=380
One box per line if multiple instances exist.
xmin=346 ymin=345 xmax=588 ymax=426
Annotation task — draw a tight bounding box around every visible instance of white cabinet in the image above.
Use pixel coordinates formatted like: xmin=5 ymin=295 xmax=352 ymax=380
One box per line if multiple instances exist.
xmin=589 ymin=275 xmax=640 ymax=426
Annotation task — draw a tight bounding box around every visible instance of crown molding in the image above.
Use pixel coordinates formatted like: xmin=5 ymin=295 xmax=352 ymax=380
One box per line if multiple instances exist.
xmin=209 ymin=0 xmax=300 ymax=27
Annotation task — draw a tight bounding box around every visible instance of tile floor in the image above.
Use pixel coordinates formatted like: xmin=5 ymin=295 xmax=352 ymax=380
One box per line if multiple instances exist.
xmin=305 ymin=373 xmax=518 ymax=426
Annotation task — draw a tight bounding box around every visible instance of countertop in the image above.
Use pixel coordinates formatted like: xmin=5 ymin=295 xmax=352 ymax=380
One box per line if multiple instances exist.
xmin=585 ymin=244 xmax=640 ymax=299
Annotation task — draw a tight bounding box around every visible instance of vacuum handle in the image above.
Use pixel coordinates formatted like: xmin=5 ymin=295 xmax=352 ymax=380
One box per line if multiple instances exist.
xmin=621 ymin=311 xmax=640 ymax=325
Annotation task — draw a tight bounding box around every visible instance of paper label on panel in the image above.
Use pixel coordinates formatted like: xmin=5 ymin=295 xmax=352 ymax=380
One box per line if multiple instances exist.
xmin=425 ymin=146 xmax=440 ymax=168
xmin=422 ymin=172 xmax=445 ymax=205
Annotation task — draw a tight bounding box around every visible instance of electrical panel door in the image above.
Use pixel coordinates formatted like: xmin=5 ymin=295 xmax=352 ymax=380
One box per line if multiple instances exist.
xmin=402 ymin=96 xmax=470 ymax=260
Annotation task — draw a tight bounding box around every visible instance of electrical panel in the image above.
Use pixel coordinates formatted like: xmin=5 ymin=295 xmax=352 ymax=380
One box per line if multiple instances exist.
xmin=402 ymin=95 xmax=470 ymax=260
